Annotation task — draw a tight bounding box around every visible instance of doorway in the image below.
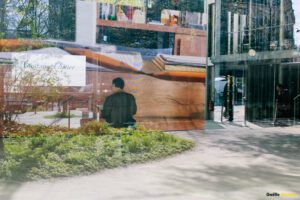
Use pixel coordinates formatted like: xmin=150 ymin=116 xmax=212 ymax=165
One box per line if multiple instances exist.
xmin=213 ymin=65 xmax=247 ymax=126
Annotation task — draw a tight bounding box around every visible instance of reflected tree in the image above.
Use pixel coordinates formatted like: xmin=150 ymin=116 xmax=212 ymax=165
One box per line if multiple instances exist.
xmin=0 ymin=0 xmax=8 ymax=38
xmin=48 ymin=0 xmax=76 ymax=41
xmin=16 ymin=0 xmax=49 ymax=38
xmin=0 ymin=0 xmax=75 ymax=40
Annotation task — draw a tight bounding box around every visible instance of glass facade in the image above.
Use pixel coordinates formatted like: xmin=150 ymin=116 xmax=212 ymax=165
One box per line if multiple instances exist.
xmin=93 ymin=0 xmax=207 ymax=130
xmin=0 ymin=0 xmax=206 ymax=131
xmin=207 ymin=0 xmax=300 ymax=126
xmin=97 ymin=1 xmax=204 ymax=49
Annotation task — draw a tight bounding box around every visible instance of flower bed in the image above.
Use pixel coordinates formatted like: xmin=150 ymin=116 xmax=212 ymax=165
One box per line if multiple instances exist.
xmin=0 ymin=122 xmax=194 ymax=181
xmin=3 ymin=122 xmax=74 ymax=137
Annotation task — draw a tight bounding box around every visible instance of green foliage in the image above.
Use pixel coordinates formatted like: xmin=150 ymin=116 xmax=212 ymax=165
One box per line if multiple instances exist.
xmin=77 ymin=121 xmax=118 ymax=136
xmin=16 ymin=0 xmax=49 ymax=38
xmin=48 ymin=0 xmax=76 ymax=41
xmin=0 ymin=0 xmax=8 ymax=38
xmin=0 ymin=32 xmax=5 ymax=39
xmin=0 ymin=125 xmax=194 ymax=181
xmin=4 ymin=124 xmax=74 ymax=137
xmin=0 ymin=0 xmax=75 ymax=40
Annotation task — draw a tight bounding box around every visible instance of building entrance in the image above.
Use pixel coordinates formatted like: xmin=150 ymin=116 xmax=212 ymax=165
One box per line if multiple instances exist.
xmin=211 ymin=61 xmax=300 ymax=127
xmin=213 ymin=66 xmax=247 ymax=126
xmin=246 ymin=62 xmax=300 ymax=126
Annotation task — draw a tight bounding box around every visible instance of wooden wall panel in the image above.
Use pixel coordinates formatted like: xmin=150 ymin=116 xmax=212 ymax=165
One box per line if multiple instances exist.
xmin=87 ymin=71 xmax=205 ymax=131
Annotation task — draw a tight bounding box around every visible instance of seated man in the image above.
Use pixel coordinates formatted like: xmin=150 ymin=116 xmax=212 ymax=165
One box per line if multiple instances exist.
xmin=102 ymin=77 xmax=137 ymax=128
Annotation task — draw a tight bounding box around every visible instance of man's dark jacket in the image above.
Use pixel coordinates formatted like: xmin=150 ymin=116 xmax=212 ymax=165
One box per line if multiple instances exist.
xmin=102 ymin=91 xmax=137 ymax=128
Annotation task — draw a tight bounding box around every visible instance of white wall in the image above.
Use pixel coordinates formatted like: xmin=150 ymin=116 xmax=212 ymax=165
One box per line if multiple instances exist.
xmin=76 ymin=0 xmax=97 ymax=46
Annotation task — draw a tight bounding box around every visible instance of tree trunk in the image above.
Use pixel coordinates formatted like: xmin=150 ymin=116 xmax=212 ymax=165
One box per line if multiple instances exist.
xmin=0 ymin=66 xmax=4 ymax=139
xmin=92 ymin=79 xmax=97 ymax=120
xmin=62 ymin=100 xmax=67 ymax=114
xmin=58 ymin=100 xmax=61 ymax=112
xmin=0 ymin=138 xmax=4 ymax=159
xmin=0 ymin=66 xmax=5 ymax=158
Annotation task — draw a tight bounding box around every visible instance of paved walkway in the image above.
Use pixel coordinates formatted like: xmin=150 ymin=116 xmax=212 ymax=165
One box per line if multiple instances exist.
xmin=16 ymin=111 xmax=86 ymax=128
xmin=214 ymin=105 xmax=246 ymax=127
xmin=1 ymin=124 xmax=300 ymax=200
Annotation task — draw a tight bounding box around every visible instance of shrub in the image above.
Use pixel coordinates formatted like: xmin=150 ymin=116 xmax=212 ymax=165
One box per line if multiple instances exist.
xmin=0 ymin=127 xmax=194 ymax=181
xmin=77 ymin=121 xmax=117 ymax=136
xmin=4 ymin=124 xmax=74 ymax=137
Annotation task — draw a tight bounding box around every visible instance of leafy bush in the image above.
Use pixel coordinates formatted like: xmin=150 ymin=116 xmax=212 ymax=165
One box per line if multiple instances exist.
xmin=4 ymin=123 xmax=74 ymax=137
xmin=0 ymin=125 xmax=194 ymax=181
xmin=77 ymin=121 xmax=117 ymax=136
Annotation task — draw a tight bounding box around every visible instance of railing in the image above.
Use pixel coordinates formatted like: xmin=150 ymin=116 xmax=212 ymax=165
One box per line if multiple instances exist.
xmin=294 ymin=94 xmax=300 ymax=126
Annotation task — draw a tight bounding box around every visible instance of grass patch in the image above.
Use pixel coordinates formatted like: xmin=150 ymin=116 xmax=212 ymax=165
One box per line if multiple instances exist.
xmin=0 ymin=122 xmax=194 ymax=181
xmin=44 ymin=112 xmax=80 ymax=119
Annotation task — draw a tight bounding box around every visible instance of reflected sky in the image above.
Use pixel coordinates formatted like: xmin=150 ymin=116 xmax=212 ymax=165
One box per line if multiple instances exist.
xmin=292 ymin=0 xmax=300 ymax=46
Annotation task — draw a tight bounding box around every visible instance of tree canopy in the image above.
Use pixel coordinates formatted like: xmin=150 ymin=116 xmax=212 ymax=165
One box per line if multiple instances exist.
xmin=0 ymin=0 xmax=75 ymax=41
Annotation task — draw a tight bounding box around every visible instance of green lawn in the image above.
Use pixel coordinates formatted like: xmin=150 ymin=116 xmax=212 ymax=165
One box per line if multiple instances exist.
xmin=0 ymin=122 xmax=194 ymax=181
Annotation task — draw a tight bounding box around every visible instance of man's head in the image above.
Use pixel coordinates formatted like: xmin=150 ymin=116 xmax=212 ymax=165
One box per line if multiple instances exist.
xmin=112 ymin=77 xmax=125 ymax=92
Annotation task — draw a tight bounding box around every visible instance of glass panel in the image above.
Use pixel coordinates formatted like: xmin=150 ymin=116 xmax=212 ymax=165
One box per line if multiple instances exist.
xmin=208 ymin=0 xmax=300 ymax=126
xmin=0 ymin=0 xmax=206 ymax=131
xmin=217 ymin=0 xmax=298 ymax=55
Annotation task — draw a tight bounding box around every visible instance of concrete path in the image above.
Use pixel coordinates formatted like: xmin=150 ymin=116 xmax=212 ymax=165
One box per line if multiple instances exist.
xmin=1 ymin=126 xmax=300 ymax=200
xmin=16 ymin=111 xmax=87 ymax=128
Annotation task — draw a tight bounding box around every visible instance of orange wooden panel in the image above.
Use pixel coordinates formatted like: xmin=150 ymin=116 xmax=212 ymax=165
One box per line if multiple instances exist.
xmin=0 ymin=39 xmax=44 ymax=52
xmin=152 ymin=71 xmax=206 ymax=82
xmin=65 ymin=48 xmax=139 ymax=72
xmin=87 ymin=71 xmax=205 ymax=130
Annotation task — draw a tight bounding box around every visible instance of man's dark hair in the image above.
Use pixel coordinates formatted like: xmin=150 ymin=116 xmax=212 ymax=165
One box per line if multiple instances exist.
xmin=112 ymin=77 xmax=125 ymax=89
